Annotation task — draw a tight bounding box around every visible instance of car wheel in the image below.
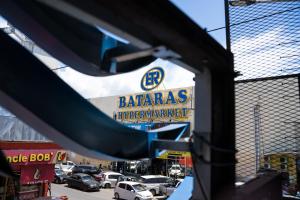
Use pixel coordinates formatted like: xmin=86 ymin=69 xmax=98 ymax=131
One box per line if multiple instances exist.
xmin=134 ymin=198 xmax=140 ymax=200
xmin=150 ymin=189 xmax=156 ymax=196
xmin=82 ymin=185 xmax=88 ymax=192
xmin=114 ymin=192 xmax=120 ymax=199
xmin=104 ymin=183 xmax=110 ymax=188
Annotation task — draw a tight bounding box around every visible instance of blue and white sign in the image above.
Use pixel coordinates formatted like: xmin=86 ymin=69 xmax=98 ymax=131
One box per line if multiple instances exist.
xmin=141 ymin=67 xmax=165 ymax=91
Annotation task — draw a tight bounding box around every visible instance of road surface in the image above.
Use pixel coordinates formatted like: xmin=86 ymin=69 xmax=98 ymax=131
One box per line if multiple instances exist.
xmin=51 ymin=183 xmax=114 ymax=200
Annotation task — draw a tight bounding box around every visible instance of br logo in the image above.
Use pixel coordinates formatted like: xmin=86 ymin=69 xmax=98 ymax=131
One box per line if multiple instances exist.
xmin=141 ymin=67 xmax=165 ymax=91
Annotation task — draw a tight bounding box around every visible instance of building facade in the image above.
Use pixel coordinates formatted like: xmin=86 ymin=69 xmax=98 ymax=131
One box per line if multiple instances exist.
xmin=89 ymin=67 xmax=195 ymax=175
xmin=0 ymin=111 xmax=66 ymax=200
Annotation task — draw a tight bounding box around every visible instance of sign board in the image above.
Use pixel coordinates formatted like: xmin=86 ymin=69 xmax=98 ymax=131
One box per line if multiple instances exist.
xmin=20 ymin=164 xmax=54 ymax=184
xmin=116 ymin=87 xmax=193 ymax=122
xmin=3 ymin=149 xmax=66 ymax=165
xmin=141 ymin=67 xmax=165 ymax=91
xmin=158 ymin=150 xmax=191 ymax=159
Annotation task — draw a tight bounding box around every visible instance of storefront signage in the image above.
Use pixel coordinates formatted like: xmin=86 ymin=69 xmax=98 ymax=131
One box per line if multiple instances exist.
xmin=117 ymin=87 xmax=192 ymax=122
xmin=3 ymin=149 xmax=66 ymax=165
xmin=158 ymin=151 xmax=191 ymax=159
xmin=119 ymin=89 xmax=188 ymax=108
xmin=20 ymin=164 xmax=54 ymax=184
xmin=141 ymin=67 xmax=164 ymax=91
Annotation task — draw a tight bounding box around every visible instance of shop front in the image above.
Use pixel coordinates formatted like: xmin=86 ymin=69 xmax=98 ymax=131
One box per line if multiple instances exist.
xmin=0 ymin=142 xmax=65 ymax=200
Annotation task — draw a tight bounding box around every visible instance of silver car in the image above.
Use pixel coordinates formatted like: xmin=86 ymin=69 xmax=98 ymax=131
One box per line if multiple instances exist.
xmin=99 ymin=172 xmax=123 ymax=188
xmin=139 ymin=175 xmax=172 ymax=196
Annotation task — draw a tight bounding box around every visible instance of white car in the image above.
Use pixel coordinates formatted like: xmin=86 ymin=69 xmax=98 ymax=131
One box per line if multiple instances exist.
xmin=159 ymin=179 xmax=183 ymax=197
xmin=56 ymin=161 xmax=76 ymax=175
xmin=114 ymin=181 xmax=153 ymax=200
xmin=139 ymin=175 xmax=172 ymax=196
xmin=128 ymin=161 xmax=139 ymax=172
xmin=62 ymin=165 xmax=75 ymax=176
xmin=168 ymin=164 xmax=182 ymax=177
xmin=100 ymin=172 xmax=123 ymax=188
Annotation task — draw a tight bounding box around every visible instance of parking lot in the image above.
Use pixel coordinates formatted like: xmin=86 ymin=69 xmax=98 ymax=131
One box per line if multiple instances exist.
xmin=51 ymin=183 xmax=114 ymax=200
xmin=51 ymin=183 xmax=166 ymax=200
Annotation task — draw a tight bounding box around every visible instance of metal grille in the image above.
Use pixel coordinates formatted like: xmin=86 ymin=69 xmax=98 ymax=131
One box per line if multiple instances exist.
xmin=229 ymin=1 xmax=300 ymax=195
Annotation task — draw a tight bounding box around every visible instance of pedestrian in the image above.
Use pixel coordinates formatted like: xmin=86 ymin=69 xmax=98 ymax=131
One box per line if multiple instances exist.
xmin=48 ymin=182 xmax=51 ymax=196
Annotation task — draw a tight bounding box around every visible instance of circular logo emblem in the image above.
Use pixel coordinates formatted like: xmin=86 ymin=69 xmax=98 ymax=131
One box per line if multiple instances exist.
xmin=141 ymin=67 xmax=165 ymax=91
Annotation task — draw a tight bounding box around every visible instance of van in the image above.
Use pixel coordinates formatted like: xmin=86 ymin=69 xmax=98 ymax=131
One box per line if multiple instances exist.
xmin=139 ymin=175 xmax=172 ymax=196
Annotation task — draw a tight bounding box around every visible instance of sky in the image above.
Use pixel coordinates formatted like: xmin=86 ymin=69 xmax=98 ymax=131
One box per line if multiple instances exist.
xmin=0 ymin=1 xmax=226 ymax=99
xmin=58 ymin=0 xmax=226 ymax=98
xmin=2 ymin=1 xmax=298 ymax=99
xmin=171 ymin=0 xmax=226 ymax=46
xmin=230 ymin=2 xmax=300 ymax=80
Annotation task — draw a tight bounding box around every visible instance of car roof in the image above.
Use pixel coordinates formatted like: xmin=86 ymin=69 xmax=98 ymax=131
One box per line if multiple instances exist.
xmin=76 ymin=164 xmax=96 ymax=167
xmin=140 ymin=175 xmax=168 ymax=179
xmin=123 ymin=176 xmax=136 ymax=178
xmin=103 ymin=171 xmax=122 ymax=175
xmin=73 ymin=173 xmax=91 ymax=177
xmin=118 ymin=181 xmax=142 ymax=185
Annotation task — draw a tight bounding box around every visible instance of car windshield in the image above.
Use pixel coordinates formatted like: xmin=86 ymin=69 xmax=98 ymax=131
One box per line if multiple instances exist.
xmin=129 ymin=177 xmax=137 ymax=181
xmin=67 ymin=166 xmax=73 ymax=170
xmin=81 ymin=176 xmax=93 ymax=181
xmin=82 ymin=166 xmax=97 ymax=170
xmin=172 ymin=167 xmax=180 ymax=170
xmin=55 ymin=170 xmax=64 ymax=175
xmin=132 ymin=184 xmax=147 ymax=192
xmin=139 ymin=178 xmax=146 ymax=183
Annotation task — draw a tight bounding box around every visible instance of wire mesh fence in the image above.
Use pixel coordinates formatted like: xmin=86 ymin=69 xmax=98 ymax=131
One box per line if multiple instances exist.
xmin=229 ymin=1 xmax=300 ymax=196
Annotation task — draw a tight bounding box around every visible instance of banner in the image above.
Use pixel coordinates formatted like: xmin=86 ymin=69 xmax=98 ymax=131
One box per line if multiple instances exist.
xmin=116 ymin=87 xmax=193 ymax=122
xmin=20 ymin=164 xmax=54 ymax=184
xmin=3 ymin=149 xmax=66 ymax=165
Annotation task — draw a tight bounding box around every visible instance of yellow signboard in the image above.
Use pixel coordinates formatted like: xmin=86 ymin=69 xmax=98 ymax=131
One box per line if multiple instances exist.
xmin=116 ymin=87 xmax=193 ymax=123
xmin=158 ymin=150 xmax=191 ymax=159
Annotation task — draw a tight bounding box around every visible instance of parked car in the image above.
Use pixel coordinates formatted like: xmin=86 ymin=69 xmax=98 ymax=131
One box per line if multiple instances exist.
xmin=66 ymin=173 xmax=100 ymax=191
xmin=127 ymin=161 xmax=140 ymax=173
xmin=114 ymin=181 xmax=153 ymax=200
xmin=91 ymin=168 xmax=105 ymax=182
xmin=61 ymin=161 xmax=76 ymax=168
xmin=138 ymin=175 xmax=172 ymax=196
xmin=72 ymin=165 xmax=99 ymax=175
xmin=53 ymin=169 xmax=68 ymax=184
xmin=159 ymin=179 xmax=183 ymax=197
xmin=92 ymin=172 xmax=102 ymax=182
xmin=62 ymin=165 xmax=75 ymax=176
xmin=55 ymin=161 xmax=76 ymax=175
xmin=168 ymin=164 xmax=183 ymax=177
xmin=55 ymin=164 xmax=61 ymax=170
xmin=56 ymin=161 xmax=76 ymax=169
xmin=117 ymin=175 xmax=138 ymax=184
xmin=99 ymin=172 xmax=123 ymax=188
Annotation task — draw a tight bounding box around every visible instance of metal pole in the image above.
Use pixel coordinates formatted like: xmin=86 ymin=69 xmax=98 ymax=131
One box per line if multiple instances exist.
xmin=211 ymin=56 xmax=235 ymax=199
xmin=224 ymin=0 xmax=231 ymax=51
xmin=192 ymin=58 xmax=235 ymax=199
xmin=192 ymin=68 xmax=212 ymax=200
xmin=254 ymin=104 xmax=262 ymax=172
